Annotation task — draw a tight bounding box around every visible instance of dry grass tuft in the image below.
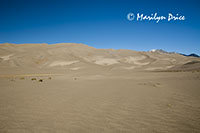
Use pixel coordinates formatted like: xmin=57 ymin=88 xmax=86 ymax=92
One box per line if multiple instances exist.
xmin=31 ymin=78 xmax=37 ymax=80
xmin=39 ymin=79 xmax=43 ymax=82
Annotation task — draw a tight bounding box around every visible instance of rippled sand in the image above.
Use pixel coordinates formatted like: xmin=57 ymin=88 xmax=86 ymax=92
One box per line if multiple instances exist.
xmin=0 ymin=71 xmax=200 ymax=132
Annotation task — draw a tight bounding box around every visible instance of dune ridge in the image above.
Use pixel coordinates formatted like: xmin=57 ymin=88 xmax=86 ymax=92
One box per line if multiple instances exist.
xmin=0 ymin=43 xmax=200 ymax=72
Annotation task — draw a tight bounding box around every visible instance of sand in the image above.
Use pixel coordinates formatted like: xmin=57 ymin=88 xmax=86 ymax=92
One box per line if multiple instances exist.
xmin=0 ymin=43 xmax=200 ymax=132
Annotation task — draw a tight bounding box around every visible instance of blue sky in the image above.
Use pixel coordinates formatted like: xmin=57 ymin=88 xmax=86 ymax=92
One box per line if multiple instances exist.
xmin=0 ymin=0 xmax=200 ymax=54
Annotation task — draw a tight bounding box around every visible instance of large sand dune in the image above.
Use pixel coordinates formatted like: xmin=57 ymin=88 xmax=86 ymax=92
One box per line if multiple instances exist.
xmin=0 ymin=43 xmax=200 ymax=132
xmin=1 ymin=43 xmax=200 ymax=72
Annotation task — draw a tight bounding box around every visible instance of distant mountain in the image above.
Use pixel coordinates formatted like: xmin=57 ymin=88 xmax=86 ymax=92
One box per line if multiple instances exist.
xmin=149 ymin=49 xmax=199 ymax=58
xmin=149 ymin=49 xmax=176 ymax=54
xmin=181 ymin=53 xmax=200 ymax=58
xmin=149 ymin=49 xmax=167 ymax=53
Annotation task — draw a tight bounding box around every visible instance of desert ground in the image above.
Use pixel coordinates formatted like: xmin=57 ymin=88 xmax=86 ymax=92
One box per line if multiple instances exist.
xmin=0 ymin=43 xmax=200 ymax=132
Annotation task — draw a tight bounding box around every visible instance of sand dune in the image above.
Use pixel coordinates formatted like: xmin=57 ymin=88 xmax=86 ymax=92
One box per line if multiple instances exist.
xmin=49 ymin=60 xmax=80 ymax=67
xmin=94 ymin=58 xmax=119 ymax=66
xmin=0 ymin=43 xmax=200 ymax=132
xmin=0 ymin=54 xmax=14 ymax=61
xmin=0 ymin=43 xmax=199 ymax=71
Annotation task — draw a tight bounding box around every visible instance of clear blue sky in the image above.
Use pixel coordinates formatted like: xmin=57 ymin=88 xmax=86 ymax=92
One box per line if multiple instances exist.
xmin=0 ymin=0 xmax=200 ymax=54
